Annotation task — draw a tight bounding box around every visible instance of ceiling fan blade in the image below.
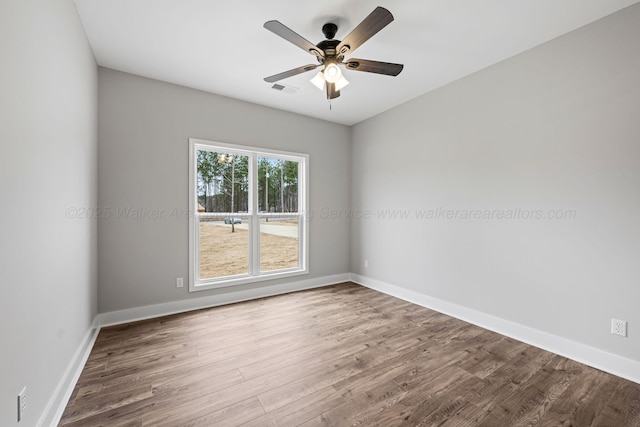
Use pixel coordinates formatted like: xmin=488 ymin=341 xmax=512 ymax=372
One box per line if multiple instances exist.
xmin=327 ymin=82 xmax=340 ymax=100
xmin=264 ymin=20 xmax=324 ymax=58
xmin=345 ymin=59 xmax=403 ymax=76
xmin=264 ymin=64 xmax=320 ymax=83
xmin=336 ymin=7 xmax=394 ymax=57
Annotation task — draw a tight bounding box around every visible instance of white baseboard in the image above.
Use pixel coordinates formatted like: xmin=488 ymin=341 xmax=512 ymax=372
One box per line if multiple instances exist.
xmin=351 ymin=273 xmax=640 ymax=385
xmin=38 ymin=318 xmax=101 ymax=427
xmin=96 ymin=273 xmax=351 ymax=327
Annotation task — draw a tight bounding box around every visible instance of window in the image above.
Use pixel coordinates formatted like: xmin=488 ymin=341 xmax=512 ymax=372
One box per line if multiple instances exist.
xmin=189 ymin=139 xmax=308 ymax=291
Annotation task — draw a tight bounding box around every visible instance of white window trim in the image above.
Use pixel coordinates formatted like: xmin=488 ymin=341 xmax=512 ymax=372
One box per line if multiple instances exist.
xmin=188 ymin=138 xmax=309 ymax=292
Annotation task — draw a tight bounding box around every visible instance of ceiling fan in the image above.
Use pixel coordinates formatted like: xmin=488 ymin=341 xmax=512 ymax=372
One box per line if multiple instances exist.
xmin=263 ymin=6 xmax=403 ymax=101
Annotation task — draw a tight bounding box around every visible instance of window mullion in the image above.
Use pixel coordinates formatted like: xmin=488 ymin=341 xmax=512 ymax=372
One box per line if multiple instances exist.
xmin=250 ymin=154 xmax=260 ymax=275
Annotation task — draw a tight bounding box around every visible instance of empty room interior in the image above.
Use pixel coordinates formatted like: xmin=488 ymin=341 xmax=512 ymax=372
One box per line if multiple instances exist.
xmin=2 ymin=0 xmax=640 ymax=426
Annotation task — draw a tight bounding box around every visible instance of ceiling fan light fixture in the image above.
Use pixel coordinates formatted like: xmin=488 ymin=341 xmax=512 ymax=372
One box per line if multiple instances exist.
xmin=334 ymin=75 xmax=349 ymax=91
xmin=310 ymin=72 xmax=325 ymax=91
xmin=263 ymin=7 xmax=403 ymax=102
xmin=323 ymin=62 xmax=342 ymax=83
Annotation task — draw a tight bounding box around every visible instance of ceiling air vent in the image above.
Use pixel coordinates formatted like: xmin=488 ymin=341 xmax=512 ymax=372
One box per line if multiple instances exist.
xmin=271 ymin=83 xmax=298 ymax=94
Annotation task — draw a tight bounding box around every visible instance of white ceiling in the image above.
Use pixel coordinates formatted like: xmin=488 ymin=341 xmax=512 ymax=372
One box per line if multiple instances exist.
xmin=74 ymin=0 xmax=639 ymax=126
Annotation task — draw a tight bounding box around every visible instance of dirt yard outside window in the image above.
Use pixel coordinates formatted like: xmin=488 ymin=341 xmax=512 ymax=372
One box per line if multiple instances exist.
xmin=199 ymin=220 xmax=298 ymax=279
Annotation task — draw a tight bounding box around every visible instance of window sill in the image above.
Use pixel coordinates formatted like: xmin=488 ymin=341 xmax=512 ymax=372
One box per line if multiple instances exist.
xmin=189 ymin=268 xmax=308 ymax=292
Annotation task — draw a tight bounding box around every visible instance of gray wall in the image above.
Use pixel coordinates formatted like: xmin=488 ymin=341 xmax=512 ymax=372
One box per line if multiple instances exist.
xmin=98 ymin=68 xmax=351 ymax=313
xmin=351 ymin=4 xmax=640 ymax=362
xmin=0 ymin=0 xmax=98 ymax=426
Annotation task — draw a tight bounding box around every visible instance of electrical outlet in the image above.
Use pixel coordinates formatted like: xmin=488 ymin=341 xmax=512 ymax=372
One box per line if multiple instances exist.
xmin=176 ymin=277 xmax=183 ymax=288
xmin=364 ymin=260 xmax=369 ymax=268
xmin=17 ymin=387 xmax=26 ymax=422
xmin=611 ymin=318 xmax=627 ymax=337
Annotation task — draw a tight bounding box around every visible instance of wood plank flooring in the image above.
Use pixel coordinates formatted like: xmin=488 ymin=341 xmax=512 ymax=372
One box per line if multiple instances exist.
xmin=59 ymin=283 xmax=640 ymax=426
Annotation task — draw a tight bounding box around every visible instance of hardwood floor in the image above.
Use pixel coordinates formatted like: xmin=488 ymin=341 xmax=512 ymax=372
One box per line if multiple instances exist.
xmin=59 ymin=283 xmax=640 ymax=426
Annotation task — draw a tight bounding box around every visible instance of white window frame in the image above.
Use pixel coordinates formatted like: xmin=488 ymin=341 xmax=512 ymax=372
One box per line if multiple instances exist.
xmin=188 ymin=138 xmax=309 ymax=292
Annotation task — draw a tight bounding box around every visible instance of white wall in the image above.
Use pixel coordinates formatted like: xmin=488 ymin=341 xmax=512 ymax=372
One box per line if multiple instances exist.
xmin=98 ymin=68 xmax=351 ymax=313
xmin=351 ymin=4 xmax=640 ymax=362
xmin=0 ymin=0 xmax=98 ymax=426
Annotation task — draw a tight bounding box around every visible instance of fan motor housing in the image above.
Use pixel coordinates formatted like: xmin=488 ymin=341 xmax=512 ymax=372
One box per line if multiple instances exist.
xmin=316 ymin=39 xmax=342 ymax=63
xmin=316 ymin=39 xmax=340 ymax=53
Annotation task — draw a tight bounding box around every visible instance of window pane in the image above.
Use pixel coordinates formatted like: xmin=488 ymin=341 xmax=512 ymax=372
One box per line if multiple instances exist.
xmin=197 ymin=150 xmax=249 ymax=214
xmin=258 ymin=157 xmax=298 ymax=213
xmin=199 ymin=217 xmax=249 ymax=279
xmin=260 ymin=216 xmax=299 ymax=272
